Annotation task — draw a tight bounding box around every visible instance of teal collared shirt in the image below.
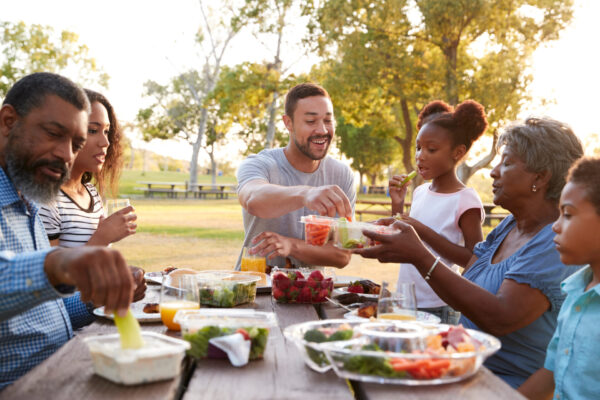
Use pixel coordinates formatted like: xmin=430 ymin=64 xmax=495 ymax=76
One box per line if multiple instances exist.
xmin=544 ymin=265 xmax=600 ymax=400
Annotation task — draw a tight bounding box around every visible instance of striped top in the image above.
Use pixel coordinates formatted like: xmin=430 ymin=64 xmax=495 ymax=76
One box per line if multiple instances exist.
xmin=39 ymin=183 xmax=104 ymax=247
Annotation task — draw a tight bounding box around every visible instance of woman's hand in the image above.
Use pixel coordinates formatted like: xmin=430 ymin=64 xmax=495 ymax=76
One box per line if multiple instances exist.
xmin=354 ymin=220 xmax=430 ymax=264
xmin=129 ymin=266 xmax=147 ymax=302
xmin=250 ymin=231 xmax=294 ymax=260
xmin=89 ymin=206 xmax=137 ymax=246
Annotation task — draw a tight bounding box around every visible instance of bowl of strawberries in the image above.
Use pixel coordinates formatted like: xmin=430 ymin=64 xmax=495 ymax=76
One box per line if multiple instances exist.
xmin=271 ymin=269 xmax=334 ymax=303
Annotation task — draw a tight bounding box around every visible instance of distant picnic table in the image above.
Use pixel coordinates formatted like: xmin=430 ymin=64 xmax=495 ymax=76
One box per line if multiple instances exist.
xmin=135 ymin=181 xmax=238 ymax=199
xmin=355 ymin=200 xmax=509 ymax=226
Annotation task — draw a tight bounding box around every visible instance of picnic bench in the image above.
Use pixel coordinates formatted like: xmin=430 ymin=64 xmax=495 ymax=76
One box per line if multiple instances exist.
xmin=1 ymin=291 xmax=525 ymax=400
xmin=187 ymin=183 xmax=237 ymax=199
xmin=367 ymin=185 xmax=387 ymax=195
xmin=136 ymin=181 xmax=188 ymax=198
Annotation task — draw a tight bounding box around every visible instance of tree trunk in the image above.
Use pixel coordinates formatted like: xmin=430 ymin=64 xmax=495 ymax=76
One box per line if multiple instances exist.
xmin=443 ymin=43 xmax=459 ymax=105
xmin=393 ymin=98 xmax=416 ymax=173
xmin=142 ymin=149 xmax=148 ymax=175
xmin=265 ymin=90 xmax=279 ymax=149
xmin=457 ymin=129 xmax=499 ymax=183
xmin=359 ymin=171 xmax=364 ymax=194
xmin=128 ymin=144 xmax=135 ymax=170
xmin=370 ymin=173 xmax=377 ymax=186
xmin=190 ymin=107 xmax=209 ymax=187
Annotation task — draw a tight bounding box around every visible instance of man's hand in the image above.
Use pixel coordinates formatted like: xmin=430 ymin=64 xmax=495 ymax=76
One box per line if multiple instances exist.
xmin=250 ymin=231 xmax=295 ymax=260
xmin=90 ymin=206 xmax=137 ymax=246
xmin=303 ymin=185 xmax=352 ymax=219
xmin=130 ymin=266 xmax=147 ymax=302
xmin=44 ymin=246 xmax=134 ymax=316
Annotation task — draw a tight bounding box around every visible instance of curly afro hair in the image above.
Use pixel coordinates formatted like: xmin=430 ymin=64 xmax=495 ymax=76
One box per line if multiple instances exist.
xmin=417 ymin=99 xmax=488 ymax=151
xmin=566 ymin=157 xmax=600 ymax=215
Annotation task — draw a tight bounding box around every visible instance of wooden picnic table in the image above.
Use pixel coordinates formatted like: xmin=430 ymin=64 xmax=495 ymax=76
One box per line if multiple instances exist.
xmin=136 ymin=181 xmax=188 ymax=198
xmin=187 ymin=183 xmax=238 ymax=199
xmin=2 ymin=292 xmax=524 ymax=400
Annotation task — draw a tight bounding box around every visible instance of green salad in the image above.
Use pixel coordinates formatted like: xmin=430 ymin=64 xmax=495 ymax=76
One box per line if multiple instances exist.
xmin=199 ymin=281 xmax=257 ymax=307
xmin=184 ymin=325 xmax=269 ymax=360
xmin=303 ymin=328 xmax=354 ymax=366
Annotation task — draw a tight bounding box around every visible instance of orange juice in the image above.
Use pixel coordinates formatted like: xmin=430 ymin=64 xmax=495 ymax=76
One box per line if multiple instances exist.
xmin=241 ymin=256 xmax=267 ymax=273
xmin=378 ymin=312 xmax=417 ymax=321
xmin=160 ymin=301 xmax=200 ymax=331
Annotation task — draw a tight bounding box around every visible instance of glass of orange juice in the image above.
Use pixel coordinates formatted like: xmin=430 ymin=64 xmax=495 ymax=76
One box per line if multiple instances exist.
xmin=240 ymin=247 xmax=267 ymax=273
xmin=160 ymin=274 xmax=199 ymax=331
xmin=377 ymin=281 xmax=417 ymax=321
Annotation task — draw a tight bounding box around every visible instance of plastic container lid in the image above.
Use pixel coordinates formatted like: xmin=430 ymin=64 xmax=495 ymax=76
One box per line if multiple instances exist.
xmin=196 ymin=271 xmax=261 ymax=285
xmin=174 ymin=309 xmax=278 ymax=332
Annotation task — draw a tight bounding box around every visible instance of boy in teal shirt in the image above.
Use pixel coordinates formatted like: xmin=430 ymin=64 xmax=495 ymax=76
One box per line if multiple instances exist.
xmin=519 ymin=157 xmax=600 ymax=400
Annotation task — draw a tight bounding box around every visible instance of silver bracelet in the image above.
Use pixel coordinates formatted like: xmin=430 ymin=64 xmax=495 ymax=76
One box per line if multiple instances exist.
xmin=425 ymin=256 xmax=441 ymax=281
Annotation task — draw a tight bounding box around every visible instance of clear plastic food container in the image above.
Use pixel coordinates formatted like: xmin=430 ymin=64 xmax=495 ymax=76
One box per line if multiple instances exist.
xmin=271 ymin=268 xmax=334 ymax=303
xmin=300 ymin=215 xmax=336 ymax=246
xmin=83 ymin=331 xmax=190 ymax=385
xmin=334 ymin=219 xmax=396 ymax=249
xmin=196 ymin=271 xmax=260 ymax=307
xmin=174 ymin=309 xmax=277 ymax=360
xmin=321 ymin=324 xmax=501 ymax=385
xmin=283 ymin=319 xmax=365 ymax=373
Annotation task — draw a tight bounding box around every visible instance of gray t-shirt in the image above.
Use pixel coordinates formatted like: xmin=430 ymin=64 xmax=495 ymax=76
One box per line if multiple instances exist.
xmin=235 ymin=148 xmax=356 ymax=269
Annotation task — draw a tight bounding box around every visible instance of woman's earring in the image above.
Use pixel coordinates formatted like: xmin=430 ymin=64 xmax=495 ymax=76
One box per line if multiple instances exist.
xmin=532 ymin=185 xmax=537 ymax=192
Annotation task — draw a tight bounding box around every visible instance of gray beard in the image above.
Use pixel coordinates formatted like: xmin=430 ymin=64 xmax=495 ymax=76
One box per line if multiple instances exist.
xmin=5 ymin=134 xmax=69 ymax=205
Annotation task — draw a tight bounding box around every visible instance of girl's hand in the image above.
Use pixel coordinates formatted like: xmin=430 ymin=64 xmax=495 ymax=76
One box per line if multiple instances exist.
xmin=353 ymin=220 xmax=430 ymax=264
xmin=92 ymin=206 xmax=137 ymax=245
xmin=389 ymin=174 xmax=410 ymax=205
xmin=394 ymin=214 xmax=423 ymax=233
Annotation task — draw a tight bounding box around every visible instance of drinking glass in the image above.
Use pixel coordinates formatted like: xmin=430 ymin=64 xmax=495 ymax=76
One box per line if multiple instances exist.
xmin=159 ymin=274 xmax=200 ymax=331
xmin=377 ymin=281 xmax=417 ymax=321
xmin=105 ymin=198 xmax=131 ymax=216
xmin=240 ymin=247 xmax=267 ymax=273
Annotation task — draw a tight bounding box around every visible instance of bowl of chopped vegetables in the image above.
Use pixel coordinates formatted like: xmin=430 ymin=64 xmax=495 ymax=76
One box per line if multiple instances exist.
xmin=195 ymin=271 xmax=260 ymax=308
xmin=283 ymin=319 xmax=365 ymax=373
xmin=321 ymin=324 xmax=500 ymax=385
xmin=175 ymin=309 xmax=277 ymax=361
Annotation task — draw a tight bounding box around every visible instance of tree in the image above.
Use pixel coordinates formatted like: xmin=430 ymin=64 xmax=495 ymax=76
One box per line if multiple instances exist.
xmin=306 ymin=0 xmax=574 ymax=182
xmin=0 ymin=21 xmax=108 ymax=98
xmin=136 ymin=1 xmax=243 ymax=186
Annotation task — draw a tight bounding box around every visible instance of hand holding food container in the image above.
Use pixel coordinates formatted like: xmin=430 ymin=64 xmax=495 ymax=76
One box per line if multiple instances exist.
xmin=160 ymin=274 xmax=200 ymax=331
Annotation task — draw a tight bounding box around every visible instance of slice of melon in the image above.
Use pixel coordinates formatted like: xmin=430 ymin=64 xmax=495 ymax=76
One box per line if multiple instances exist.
xmin=113 ymin=309 xmax=144 ymax=349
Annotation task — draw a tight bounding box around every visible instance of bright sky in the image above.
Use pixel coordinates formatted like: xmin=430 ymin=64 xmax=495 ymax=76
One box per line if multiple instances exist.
xmin=3 ymin=0 xmax=599 ymax=163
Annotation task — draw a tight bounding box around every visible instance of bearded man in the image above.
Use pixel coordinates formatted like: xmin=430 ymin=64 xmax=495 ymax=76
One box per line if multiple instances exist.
xmin=236 ymin=83 xmax=355 ymax=270
xmin=0 ymin=73 xmax=142 ymax=390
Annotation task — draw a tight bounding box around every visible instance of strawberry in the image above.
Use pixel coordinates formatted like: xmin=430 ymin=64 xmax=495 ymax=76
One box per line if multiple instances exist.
xmin=236 ymin=328 xmax=251 ymax=341
xmin=298 ymin=287 xmax=312 ymax=302
xmin=295 ymin=279 xmax=306 ymax=288
xmin=272 ymin=272 xmax=291 ymax=290
xmin=288 ymin=285 xmax=300 ymax=300
xmin=321 ymin=278 xmax=333 ymax=289
xmin=317 ymin=288 xmax=330 ymax=301
xmin=347 ymin=282 xmax=364 ymax=293
xmin=307 ymin=277 xmax=319 ymax=289
xmin=272 ymin=287 xmax=285 ymax=300
xmin=308 ymin=270 xmax=324 ymax=281
xmin=294 ymin=271 xmax=305 ymax=280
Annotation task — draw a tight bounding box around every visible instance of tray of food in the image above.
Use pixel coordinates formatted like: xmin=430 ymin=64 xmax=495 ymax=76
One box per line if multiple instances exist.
xmin=300 ymin=215 xmax=336 ymax=246
xmin=283 ymin=319 xmax=365 ymax=373
xmin=333 ymin=218 xmax=396 ymax=249
xmin=196 ymin=271 xmax=260 ymax=308
xmin=334 ymin=279 xmax=381 ymax=300
xmin=174 ymin=309 xmax=277 ymax=361
xmin=321 ymin=323 xmax=500 ymax=385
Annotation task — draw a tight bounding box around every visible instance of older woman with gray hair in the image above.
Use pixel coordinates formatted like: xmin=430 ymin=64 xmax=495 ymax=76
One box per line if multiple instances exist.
xmin=356 ymin=117 xmax=584 ymax=388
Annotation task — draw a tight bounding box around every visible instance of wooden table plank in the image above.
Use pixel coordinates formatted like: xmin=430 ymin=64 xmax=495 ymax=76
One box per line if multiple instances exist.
xmin=183 ymin=296 xmax=354 ymax=400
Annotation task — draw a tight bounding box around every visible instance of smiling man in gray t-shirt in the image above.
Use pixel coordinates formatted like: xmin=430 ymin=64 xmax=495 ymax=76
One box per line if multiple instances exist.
xmin=236 ymin=83 xmax=355 ymax=269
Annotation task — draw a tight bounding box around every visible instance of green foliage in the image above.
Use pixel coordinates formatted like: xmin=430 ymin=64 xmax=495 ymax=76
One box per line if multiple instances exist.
xmin=0 ymin=21 xmax=109 ymax=98
xmin=306 ymin=0 xmax=574 ymax=181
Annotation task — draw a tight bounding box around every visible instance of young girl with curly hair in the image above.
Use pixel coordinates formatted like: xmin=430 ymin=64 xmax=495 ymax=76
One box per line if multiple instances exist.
xmin=389 ymin=99 xmax=488 ymax=323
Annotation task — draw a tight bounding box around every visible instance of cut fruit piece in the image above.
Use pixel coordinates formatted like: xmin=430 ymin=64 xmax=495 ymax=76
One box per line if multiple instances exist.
xmin=113 ymin=309 xmax=145 ymax=349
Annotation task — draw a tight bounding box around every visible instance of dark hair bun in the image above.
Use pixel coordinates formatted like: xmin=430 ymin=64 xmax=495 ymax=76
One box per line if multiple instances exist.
xmin=417 ymin=100 xmax=453 ymax=129
xmin=453 ymin=100 xmax=488 ymax=145
xmin=417 ymin=99 xmax=488 ymax=150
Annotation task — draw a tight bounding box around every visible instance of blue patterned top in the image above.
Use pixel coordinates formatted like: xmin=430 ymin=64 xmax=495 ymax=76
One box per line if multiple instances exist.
xmin=544 ymin=266 xmax=600 ymax=400
xmin=460 ymin=215 xmax=580 ymax=389
xmin=0 ymin=167 xmax=93 ymax=390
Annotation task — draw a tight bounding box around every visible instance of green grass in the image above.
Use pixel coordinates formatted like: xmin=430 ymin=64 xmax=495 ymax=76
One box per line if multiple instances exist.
xmin=137 ymin=226 xmax=244 ymax=240
xmin=118 ymin=170 xmax=238 ymax=196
